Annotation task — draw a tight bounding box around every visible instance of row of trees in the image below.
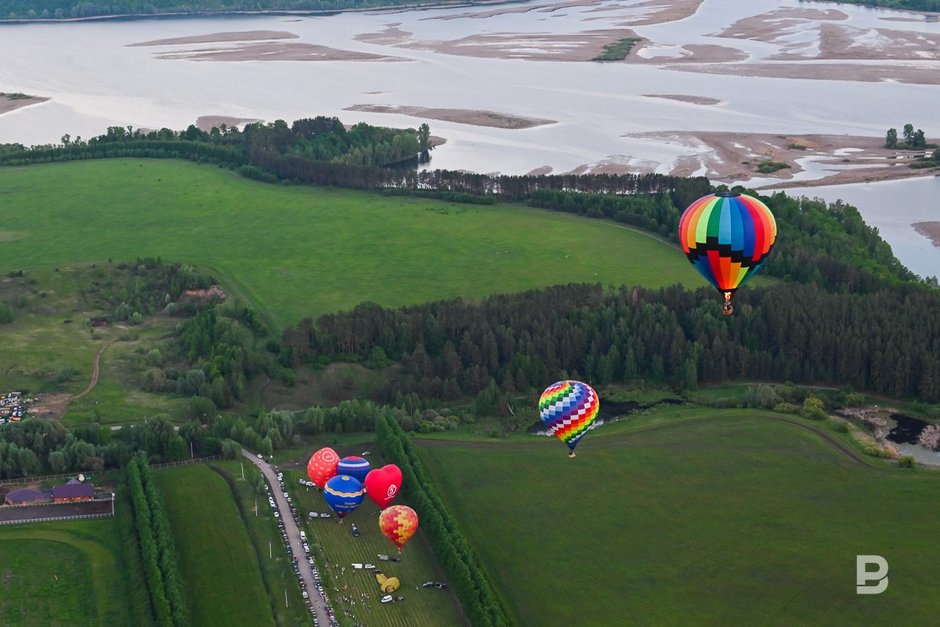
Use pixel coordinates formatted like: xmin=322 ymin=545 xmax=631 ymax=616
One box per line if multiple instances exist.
xmin=126 ymin=453 xmax=189 ymax=627
xmin=825 ymin=1 xmax=940 ymax=13
xmin=282 ymin=282 xmax=940 ymax=411
xmin=885 ymin=123 xmax=930 ymax=149
xmin=375 ymin=412 xmax=509 ymax=627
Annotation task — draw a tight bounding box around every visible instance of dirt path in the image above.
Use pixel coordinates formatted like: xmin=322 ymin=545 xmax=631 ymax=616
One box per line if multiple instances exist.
xmin=72 ymin=336 xmax=119 ymax=400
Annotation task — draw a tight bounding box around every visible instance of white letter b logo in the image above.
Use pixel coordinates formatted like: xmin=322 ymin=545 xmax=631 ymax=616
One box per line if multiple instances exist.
xmin=856 ymin=555 xmax=889 ymax=595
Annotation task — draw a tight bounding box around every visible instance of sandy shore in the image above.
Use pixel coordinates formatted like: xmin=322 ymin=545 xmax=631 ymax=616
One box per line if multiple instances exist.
xmin=155 ymin=42 xmax=403 ymax=62
xmin=345 ymin=104 xmax=555 ymax=129
xmin=913 ymin=222 xmax=940 ymax=248
xmin=128 ymin=30 xmax=299 ymax=46
xmin=0 ymin=92 xmax=49 ymax=115
xmin=642 ymin=94 xmax=720 ymax=105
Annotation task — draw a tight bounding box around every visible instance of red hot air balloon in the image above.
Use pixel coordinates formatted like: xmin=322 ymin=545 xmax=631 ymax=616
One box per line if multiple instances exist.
xmin=678 ymin=191 xmax=777 ymax=315
xmin=378 ymin=504 xmax=419 ymax=553
xmin=364 ymin=464 xmax=403 ymax=510
xmin=307 ymin=447 xmax=340 ymax=489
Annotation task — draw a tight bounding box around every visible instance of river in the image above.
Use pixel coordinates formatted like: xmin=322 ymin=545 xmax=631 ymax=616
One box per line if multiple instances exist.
xmin=1 ymin=0 xmax=939 ymax=275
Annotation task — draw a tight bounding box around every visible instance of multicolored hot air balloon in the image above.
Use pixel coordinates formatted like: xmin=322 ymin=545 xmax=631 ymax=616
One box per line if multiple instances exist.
xmin=538 ymin=380 xmax=600 ymax=458
xmin=364 ymin=464 xmax=402 ymax=511
xmin=378 ymin=504 xmax=419 ymax=552
xmin=678 ymin=191 xmax=777 ymax=315
xmin=337 ymin=456 xmax=371 ymax=483
xmin=323 ymin=475 xmax=365 ymax=520
xmin=307 ymin=447 xmax=340 ymax=489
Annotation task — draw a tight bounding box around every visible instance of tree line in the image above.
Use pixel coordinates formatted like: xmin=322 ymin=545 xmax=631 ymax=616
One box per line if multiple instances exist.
xmin=375 ymin=411 xmax=510 ymax=627
xmin=281 ymin=282 xmax=940 ymax=414
xmin=815 ymin=0 xmax=940 ymax=12
xmin=125 ymin=452 xmax=189 ymax=627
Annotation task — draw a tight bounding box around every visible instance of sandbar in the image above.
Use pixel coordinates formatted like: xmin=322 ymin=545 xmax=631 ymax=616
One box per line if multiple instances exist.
xmin=913 ymin=222 xmax=940 ymax=248
xmin=345 ymin=104 xmax=555 ymax=129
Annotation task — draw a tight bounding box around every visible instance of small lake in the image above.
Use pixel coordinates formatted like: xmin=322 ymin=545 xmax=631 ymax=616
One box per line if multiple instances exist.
xmin=885 ymin=413 xmax=940 ymax=466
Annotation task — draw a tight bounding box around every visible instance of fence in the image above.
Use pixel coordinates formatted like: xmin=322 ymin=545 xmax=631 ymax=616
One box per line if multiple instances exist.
xmin=0 ymin=511 xmax=113 ymax=526
xmin=0 ymin=454 xmax=222 ymax=486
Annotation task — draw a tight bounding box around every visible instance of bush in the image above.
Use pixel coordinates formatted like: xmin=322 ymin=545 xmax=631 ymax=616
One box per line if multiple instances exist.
xmin=0 ymin=301 xmax=13 ymax=324
xmin=828 ymin=420 xmax=849 ymax=433
xmin=772 ymin=402 xmax=800 ymax=414
xmin=898 ymin=455 xmax=916 ymax=468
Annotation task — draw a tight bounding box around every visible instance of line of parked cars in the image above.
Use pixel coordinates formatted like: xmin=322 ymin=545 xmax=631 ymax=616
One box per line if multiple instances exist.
xmin=268 ymin=468 xmax=338 ymax=627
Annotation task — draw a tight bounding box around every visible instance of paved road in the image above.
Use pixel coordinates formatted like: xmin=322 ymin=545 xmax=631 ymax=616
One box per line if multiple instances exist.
xmin=242 ymin=449 xmax=332 ymax=626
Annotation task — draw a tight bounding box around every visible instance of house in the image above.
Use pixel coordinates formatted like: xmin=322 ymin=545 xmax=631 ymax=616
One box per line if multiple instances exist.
xmin=52 ymin=479 xmax=95 ymax=503
xmin=4 ymin=488 xmax=52 ymax=506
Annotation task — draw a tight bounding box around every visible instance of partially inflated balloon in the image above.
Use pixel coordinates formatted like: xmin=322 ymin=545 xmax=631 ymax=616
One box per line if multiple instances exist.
xmin=378 ymin=505 xmax=419 ymax=551
xmin=337 ymin=456 xmax=371 ymax=483
xmin=364 ymin=464 xmax=403 ymax=510
xmin=538 ymin=380 xmax=600 ymax=458
xmin=678 ymin=191 xmax=777 ymax=315
xmin=323 ymin=475 xmax=365 ymax=519
xmin=307 ymin=447 xmax=340 ymax=489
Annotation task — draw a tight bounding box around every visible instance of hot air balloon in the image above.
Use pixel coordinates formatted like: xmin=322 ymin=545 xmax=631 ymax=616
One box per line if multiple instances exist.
xmin=364 ymin=464 xmax=402 ymax=510
xmin=307 ymin=447 xmax=340 ymax=489
xmin=678 ymin=191 xmax=777 ymax=315
xmin=337 ymin=456 xmax=371 ymax=483
xmin=378 ymin=504 xmax=419 ymax=553
xmin=538 ymin=380 xmax=600 ymax=458
xmin=323 ymin=475 xmax=364 ymax=521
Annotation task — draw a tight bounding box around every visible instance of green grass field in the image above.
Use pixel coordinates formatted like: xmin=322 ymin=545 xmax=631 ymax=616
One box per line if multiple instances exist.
xmin=154 ymin=464 xmax=275 ymax=627
xmin=0 ymin=159 xmax=702 ymax=330
xmin=417 ymin=407 xmax=940 ymax=626
xmin=0 ymin=519 xmax=134 ymax=626
xmin=280 ymin=462 xmax=465 ymax=627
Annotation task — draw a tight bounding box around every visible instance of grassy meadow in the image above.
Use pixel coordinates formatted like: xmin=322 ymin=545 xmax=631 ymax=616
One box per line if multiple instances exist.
xmin=0 ymin=159 xmax=702 ymax=330
xmin=417 ymin=407 xmax=940 ymax=626
xmin=0 ymin=519 xmax=135 ymax=626
xmin=154 ymin=464 xmax=275 ymax=627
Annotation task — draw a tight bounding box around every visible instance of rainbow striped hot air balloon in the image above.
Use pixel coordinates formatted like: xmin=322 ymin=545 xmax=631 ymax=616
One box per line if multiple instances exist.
xmin=678 ymin=191 xmax=777 ymax=315
xmin=538 ymin=380 xmax=600 ymax=458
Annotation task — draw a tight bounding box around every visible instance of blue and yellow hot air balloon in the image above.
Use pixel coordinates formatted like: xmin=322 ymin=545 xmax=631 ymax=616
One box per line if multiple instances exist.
xmin=678 ymin=191 xmax=777 ymax=315
xmin=538 ymin=380 xmax=600 ymax=459
xmin=323 ymin=475 xmax=364 ymax=521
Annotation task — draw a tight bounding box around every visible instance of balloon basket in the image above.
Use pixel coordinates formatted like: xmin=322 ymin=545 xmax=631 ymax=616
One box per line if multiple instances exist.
xmin=567 ymin=451 xmax=576 ymax=459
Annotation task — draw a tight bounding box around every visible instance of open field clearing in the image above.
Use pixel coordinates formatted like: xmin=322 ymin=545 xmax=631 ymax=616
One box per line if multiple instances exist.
xmin=154 ymin=463 xmax=275 ymax=627
xmin=0 ymin=159 xmax=701 ymax=330
xmin=417 ymin=407 xmax=940 ymax=626
xmin=0 ymin=519 xmax=134 ymax=626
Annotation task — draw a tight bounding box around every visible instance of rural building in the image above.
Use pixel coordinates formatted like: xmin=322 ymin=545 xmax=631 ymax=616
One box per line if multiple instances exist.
xmin=4 ymin=488 xmax=52 ymax=506
xmin=52 ymin=479 xmax=95 ymax=503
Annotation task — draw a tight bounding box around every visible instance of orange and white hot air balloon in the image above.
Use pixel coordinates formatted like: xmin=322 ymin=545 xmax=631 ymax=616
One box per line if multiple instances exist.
xmin=378 ymin=505 xmax=419 ymax=553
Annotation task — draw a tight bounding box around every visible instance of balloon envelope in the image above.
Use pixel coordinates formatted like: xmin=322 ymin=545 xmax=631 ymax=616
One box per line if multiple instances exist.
xmin=364 ymin=464 xmax=403 ymax=510
xmin=323 ymin=475 xmax=364 ymax=519
xmin=678 ymin=191 xmax=777 ymax=296
xmin=378 ymin=505 xmax=419 ymax=550
xmin=307 ymin=447 xmax=340 ymax=489
xmin=337 ymin=456 xmax=372 ymax=483
xmin=538 ymin=380 xmax=600 ymax=452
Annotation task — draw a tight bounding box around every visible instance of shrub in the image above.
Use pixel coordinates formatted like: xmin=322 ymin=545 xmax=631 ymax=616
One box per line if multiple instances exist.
xmin=898 ymin=456 xmax=916 ymax=468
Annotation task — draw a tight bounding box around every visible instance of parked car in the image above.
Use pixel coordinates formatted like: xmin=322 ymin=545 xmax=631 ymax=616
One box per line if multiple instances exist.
xmin=380 ymin=595 xmax=393 ymax=604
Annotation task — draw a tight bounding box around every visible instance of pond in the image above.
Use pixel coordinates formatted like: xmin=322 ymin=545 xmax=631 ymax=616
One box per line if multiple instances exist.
xmin=886 ymin=413 xmax=940 ymax=466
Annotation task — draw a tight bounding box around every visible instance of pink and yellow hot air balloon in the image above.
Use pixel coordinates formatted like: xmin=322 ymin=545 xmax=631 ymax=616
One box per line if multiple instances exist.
xmin=378 ymin=504 xmax=419 ymax=553
xmin=678 ymin=191 xmax=777 ymax=315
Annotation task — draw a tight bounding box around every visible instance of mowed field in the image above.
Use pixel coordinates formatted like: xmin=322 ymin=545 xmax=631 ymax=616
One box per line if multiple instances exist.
xmin=0 ymin=519 xmax=135 ymax=626
xmin=0 ymin=159 xmax=701 ymax=329
xmin=418 ymin=408 xmax=940 ymax=626
xmin=281 ymin=465 xmax=465 ymax=627
xmin=154 ymin=464 xmax=275 ymax=627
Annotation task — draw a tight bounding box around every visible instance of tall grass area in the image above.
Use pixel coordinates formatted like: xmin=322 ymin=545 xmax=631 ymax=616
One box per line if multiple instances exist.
xmin=0 ymin=519 xmax=140 ymax=626
xmin=154 ymin=463 xmax=275 ymax=627
xmin=418 ymin=409 xmax=940 ymax=626
xmin=0 ymin=159 xmax=701 ymax=330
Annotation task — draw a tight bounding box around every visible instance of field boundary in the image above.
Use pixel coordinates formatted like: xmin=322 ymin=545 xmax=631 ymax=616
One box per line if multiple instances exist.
xmin=0 ymin=510 xmax=113 ymax=526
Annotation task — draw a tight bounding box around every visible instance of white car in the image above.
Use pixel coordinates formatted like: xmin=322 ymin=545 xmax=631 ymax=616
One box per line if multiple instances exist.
xmin=380 ymin=595 xmax=393 ymax=604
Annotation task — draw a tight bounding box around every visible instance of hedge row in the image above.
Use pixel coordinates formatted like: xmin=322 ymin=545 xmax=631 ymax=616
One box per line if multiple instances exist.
xmin=127 ymin=453 xmax=190 ymax=627
xmin=375 ymin=413 xmax=509 ymax=627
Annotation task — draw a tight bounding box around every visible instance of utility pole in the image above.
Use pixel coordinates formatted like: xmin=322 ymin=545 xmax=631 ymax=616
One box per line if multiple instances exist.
xmin=190 ymin=440 xmax=194 ymax=459
xmin=240 ymin=462 xmax=244 ymax=480
xmin=111 ymin=492 xmax=115 ymax=516
xmin=269 ymin=541 xmax=272 ymax=559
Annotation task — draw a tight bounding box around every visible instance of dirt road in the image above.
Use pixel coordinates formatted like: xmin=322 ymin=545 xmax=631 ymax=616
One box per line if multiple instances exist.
xmin=241 ymin=449 xmax=332 ymax=626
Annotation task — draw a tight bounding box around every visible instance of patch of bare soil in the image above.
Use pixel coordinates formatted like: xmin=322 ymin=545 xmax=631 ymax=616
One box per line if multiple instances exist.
xmin=344 ymin=104 xmax=555 ymax=129
xmin=913 ymin=222 xmax=940 ymax=247
xmin=155 ymin=42 xmax=404 ymax=62
xmin=0 ymin=93 xmax=49 ymax=115
xmin=642 ymin=94 xmax=721 ymax=105
xmin=128 ymin=30 xmax=299 ymax=46
xmin=28 ymin=393 xmax=71 ymax=420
